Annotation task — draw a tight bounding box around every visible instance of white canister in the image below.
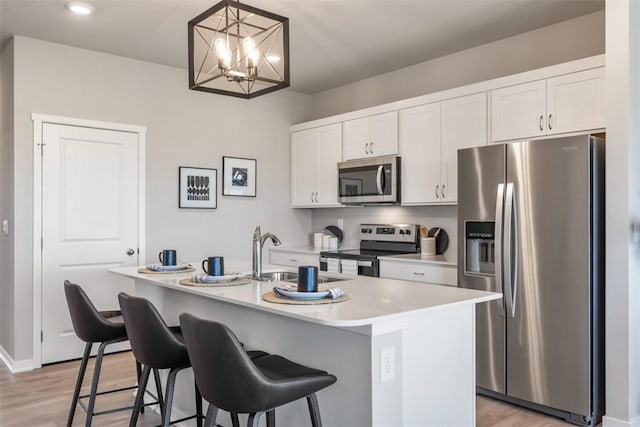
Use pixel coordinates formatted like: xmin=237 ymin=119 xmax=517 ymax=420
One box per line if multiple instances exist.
xmin=313 ymin=232 xmax=324 ymax=248
xmin=329 ymin=236 xmax=339 ymax=249
xmin=421 ymin=237 xmax=436 ymax=257
xmin=322 ymin=234 xmax=331 ymax=248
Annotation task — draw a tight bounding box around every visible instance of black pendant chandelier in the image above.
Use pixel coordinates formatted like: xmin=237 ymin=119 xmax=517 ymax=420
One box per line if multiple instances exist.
xmin=188 ymin=0 xmax=290 ymax=99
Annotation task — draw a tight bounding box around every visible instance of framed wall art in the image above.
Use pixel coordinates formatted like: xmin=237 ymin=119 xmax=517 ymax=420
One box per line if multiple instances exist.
xmin=222 ymin=156 xmax=257 ymax=197
xmin=179 ymin=166 xmax=217 ymax=209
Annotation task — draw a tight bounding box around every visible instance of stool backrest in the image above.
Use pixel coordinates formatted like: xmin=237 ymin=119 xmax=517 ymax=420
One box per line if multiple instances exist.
xmin=118 ymin=293 xmax=188 ymax=369
xmin=64 ymin=280 xmax=117 ymax=343
xmin=179 ymin=313 xmax=272 ymax=413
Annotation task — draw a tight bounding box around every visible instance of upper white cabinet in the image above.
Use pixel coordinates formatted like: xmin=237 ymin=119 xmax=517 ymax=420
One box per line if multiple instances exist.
xmin=400 ymin=93 xmax=486 ymax=205
xmin=343 ymin=111 xmax=398 ymax=160
xmin=291 ymin=123 xmax=342 ymax=208
xmin=491 ymin=67 xmax=605 ymax=142
xmin=399 ymin=103 xmax=442 ymax=205
xmin=441 ymin=93 xmax=487 ymax=203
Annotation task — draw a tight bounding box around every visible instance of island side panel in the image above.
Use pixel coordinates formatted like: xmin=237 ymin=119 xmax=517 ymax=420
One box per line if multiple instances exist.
xmin=135 ymin=280 xmax=374 ymax=427
xmin=402 ymin=304 xmax=476 ymax=426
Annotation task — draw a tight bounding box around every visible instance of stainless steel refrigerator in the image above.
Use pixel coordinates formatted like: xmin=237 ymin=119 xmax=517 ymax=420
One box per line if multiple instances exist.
xmin=457 ymin=135 xmax=604 ymax=426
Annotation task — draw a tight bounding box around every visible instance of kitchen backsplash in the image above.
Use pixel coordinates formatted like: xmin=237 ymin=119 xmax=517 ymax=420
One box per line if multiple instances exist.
xmin=311 ymin=205 xmax=458 ymax=261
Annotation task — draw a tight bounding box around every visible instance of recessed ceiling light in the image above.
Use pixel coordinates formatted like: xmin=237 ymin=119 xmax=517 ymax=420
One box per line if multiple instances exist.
xmin=66 ymin=1 xmax=94 ymax=15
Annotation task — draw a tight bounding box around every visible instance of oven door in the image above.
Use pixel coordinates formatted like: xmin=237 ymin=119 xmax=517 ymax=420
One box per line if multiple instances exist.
xmin=338 ymin=156 xmax=400 ymax=204
xmin=320 ymin=257 xmax=379 ymax=277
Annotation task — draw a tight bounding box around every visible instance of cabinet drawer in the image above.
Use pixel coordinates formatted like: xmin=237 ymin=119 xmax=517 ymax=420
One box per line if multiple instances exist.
xmin=270 ymin=251 xmax=319 ymax=268
xmin=380 ymin=260 xmax=457 ymax=286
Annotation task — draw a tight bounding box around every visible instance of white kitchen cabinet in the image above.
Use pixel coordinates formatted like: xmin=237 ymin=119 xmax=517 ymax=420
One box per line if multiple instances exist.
xmin=441 ymin=92 xmax=488 ymax=203
xmin=291 ymin=123 xmax=342 ymax=207
xmin=399 ymin=93 xmax=486 ymax=205
xmin=399 ymin=103 xmax=442 ymax=204
xmin=270 ymin=250 xmax=319 ymax=268
xmin=490 ymin=67 xmax=605 ymax=142
xmin=379 ymin=259 xmax=457 ymax=286
xmin=343 ymin=111 xmax=398 ymax=160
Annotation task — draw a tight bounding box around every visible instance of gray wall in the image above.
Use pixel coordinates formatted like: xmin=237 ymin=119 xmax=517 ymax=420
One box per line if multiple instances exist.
xmin=0 ymin=37 xmax=15 ymax=358
xmin=309 ymin=10 xmax=605 ymax=120
xmin=310 ymin=11 xmax=605 ymax=258
xmin=3 ymin=36 xmax=312 ymax=362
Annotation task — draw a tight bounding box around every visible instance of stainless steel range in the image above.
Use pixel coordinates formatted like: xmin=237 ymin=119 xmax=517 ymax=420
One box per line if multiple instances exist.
xmin=320 ymin=224 xmax=420 ymax=277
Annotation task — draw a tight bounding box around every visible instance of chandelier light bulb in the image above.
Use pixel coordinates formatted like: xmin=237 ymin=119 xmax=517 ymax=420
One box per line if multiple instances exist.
xmin=243 ymin=37 xmax=260 ymax=70
xmin=214 ymin=38 xmax=231 ymax=68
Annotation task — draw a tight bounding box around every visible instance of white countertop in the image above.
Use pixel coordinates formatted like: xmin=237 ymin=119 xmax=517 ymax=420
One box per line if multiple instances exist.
xmin=111 ymin=260 xmax=499 ymax=328
xmin=379 ymin=253 xmax=457 ymax=267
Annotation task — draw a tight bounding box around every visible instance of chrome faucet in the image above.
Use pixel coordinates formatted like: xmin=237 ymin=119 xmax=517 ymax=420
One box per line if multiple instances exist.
xmin=252 ymin=225 xmax=282 ymax=279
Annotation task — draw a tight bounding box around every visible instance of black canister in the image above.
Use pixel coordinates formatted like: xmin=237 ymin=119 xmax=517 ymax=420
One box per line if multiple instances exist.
xmin=297 ymin=266 xmax=318 ymax=292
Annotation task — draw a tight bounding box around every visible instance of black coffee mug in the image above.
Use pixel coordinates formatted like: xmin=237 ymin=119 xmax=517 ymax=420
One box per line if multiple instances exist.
xmin=158 ymin=249 xmax=177 ymax=266
xmin=297 ymin=266 xmax=318 ymax=292
xmin=202 ymin=256 xmax=224 ymax=276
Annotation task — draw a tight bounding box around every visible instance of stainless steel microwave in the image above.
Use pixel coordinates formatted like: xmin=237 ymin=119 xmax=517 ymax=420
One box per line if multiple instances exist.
xmin=337 ymin=155 xmax=400 ymax=205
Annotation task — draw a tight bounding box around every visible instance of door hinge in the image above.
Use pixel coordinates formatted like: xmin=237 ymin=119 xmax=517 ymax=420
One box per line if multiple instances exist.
xmin=40 ymin=331 xmax=43 ymax=342
xmin=38 ymin=142 xmax=45 ymax=156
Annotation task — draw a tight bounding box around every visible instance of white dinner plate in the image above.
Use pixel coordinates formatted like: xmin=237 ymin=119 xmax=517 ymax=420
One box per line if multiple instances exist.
xmin=274 ymin=287 xmax=331 ymax=300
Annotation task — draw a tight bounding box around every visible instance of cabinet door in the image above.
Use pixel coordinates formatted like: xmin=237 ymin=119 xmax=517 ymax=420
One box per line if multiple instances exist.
xmin=379 ymin=260 xmax=458 ymax=286
xmin=342 ymin=117 xmax=370 ymax=160
xmin=490 ymin=80 xmax=546 ymax=142
xmin=441 ymin=92 xmax=487 ymax=203
xmin=315 ymin=123 xmax=343 ymax=207
xmin=291 ymin=129 xmax=317 ymax=207
xmin=369 ymin=111 xmax=399 ymax=157
xmin=399 ymin=103 xmax=441 ymax=205
xmin=546 ymin=67 xmax=605 ymax=135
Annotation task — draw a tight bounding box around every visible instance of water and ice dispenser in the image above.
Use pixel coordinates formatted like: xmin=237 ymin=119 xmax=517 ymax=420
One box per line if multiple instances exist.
xmin=465 ymin=221 xmax=495 ymax=275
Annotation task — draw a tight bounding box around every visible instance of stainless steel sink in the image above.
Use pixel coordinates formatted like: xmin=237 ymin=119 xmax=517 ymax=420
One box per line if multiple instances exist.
xmin=259 ymin=271 xmax=346 ymax=284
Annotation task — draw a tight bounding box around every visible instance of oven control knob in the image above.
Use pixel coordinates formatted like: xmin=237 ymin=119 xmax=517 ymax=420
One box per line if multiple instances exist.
xmin=361 ymin=228 xmax=367 ymax=233
xmin=399 ymin=230 xmax=405 ymax=235
xmin=405 ymin=229 xmax=411 ymax=235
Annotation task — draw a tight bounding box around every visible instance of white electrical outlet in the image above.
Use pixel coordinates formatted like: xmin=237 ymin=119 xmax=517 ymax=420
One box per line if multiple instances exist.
xmin=380 ymin=346 xmax=395 ymax=382
xmin=2 ymin=220 xmax=8 ymax=236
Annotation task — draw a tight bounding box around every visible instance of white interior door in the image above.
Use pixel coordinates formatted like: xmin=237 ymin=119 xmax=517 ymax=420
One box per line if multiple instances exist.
xmin=41 ymin=123 xmax=140 ymax=364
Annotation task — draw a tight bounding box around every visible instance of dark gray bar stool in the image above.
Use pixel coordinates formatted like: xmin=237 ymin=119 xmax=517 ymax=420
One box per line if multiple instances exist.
xmin=64 ymin=281 xmax=162 ymax=427
xmin=179 ymin=313 xmax=337 ymax=427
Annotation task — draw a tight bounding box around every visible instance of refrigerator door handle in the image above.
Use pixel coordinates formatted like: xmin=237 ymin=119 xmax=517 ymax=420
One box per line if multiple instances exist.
xmin=504 ymin=182 xmax=518 ymax=318
xmin=495 ymin=183 xmax=505 ymax=317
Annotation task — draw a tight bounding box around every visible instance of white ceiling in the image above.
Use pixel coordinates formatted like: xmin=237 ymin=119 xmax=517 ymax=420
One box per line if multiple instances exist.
xmin=0 ymin=0 xmax=604 ymax=94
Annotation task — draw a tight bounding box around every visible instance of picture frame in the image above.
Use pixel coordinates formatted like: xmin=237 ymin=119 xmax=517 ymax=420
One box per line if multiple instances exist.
xmin=179 ymin=166 xmax=217 ymax=209
xmin=222 ymin=156 xmax=257 ymax=197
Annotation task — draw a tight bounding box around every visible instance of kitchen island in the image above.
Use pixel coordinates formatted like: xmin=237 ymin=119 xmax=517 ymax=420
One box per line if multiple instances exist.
xmin=111 ymin=261 xmax=500 ymax=427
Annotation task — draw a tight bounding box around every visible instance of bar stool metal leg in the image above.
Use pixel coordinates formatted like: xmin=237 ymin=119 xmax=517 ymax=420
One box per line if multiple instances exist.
xmin=204 ymin=404 xmax=219 ymax=427
xmin=306 ymin=393 xmax=323 ymax=427
xmin=85 ymin=340 xmax=108 ymax=427
xmin=247 ymin=411 xmax=265 ymax=427
xmin=266 ymin=409 xmax=276 ymax=427
xmin=195 ymin=382 xmax=203 ymax=427
xmin=129 ymin=365 xmax=151 ymax=427
xmin=67 ymin=342 xmax=93 ymax=427
xmin=153 ymin=368 xmax=164 ymax=415
xmin=161 ymin=367 xmax=181 ymax=427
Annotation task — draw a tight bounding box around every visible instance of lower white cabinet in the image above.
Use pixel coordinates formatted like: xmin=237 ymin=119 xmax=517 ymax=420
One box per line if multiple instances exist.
xmin=270 ymin=250 xmax=319 ymax=268
xmin=379 ymin=259 xmax=457 ymax=286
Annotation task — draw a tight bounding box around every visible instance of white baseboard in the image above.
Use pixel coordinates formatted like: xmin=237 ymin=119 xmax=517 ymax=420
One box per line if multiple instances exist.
xmin=0 ymin=344 xmax=36 ymax=373
xmin=603 ymin=413 xmax=640 ymax=427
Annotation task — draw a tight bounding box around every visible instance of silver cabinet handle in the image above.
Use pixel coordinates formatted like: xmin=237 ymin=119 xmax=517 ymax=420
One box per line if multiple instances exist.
xmin=435 ymin=185 xmax=440 ymax=199
xmin=311 ymin=192 xmax=314 ymax=202
xmin=412 ymin=272 xmax=425 ymax=276
xmin=364 ymin=143 xmax=369 ymax=155
xmin=548 ymin=114 xmax=553 ymax=130
xmin=289 ymin=259 xmax=298 ymax=263
xmin=314 ymin=192 xmax=318 ymax=203
xmin=539 ymin=115 xmax=544 ymax=131
xmin=494 ymin=183 xmax=505 ymax=317
xmin=126 ymin=248 xmax=135 ymax=256
xmin=441 ymin=184 xmax=446 ymax=199
xmin=369 ymin=142 xmax=374 ymax=154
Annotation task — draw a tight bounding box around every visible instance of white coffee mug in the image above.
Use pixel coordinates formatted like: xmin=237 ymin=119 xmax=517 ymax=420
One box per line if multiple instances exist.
xmin=421 ymin=237 xmax=436 ymax=256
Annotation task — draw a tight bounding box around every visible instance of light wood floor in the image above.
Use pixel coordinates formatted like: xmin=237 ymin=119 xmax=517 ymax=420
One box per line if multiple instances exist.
xmin=1 ymin=351 xmax=577 ymax=426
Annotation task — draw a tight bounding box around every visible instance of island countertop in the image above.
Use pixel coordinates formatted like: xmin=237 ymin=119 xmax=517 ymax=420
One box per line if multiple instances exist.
xmin=110 ymin=260 xmax=500 ymax=328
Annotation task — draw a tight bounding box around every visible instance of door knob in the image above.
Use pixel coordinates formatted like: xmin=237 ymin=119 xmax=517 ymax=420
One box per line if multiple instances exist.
xmin=126 ymin=248 xmax=135 ymax=256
